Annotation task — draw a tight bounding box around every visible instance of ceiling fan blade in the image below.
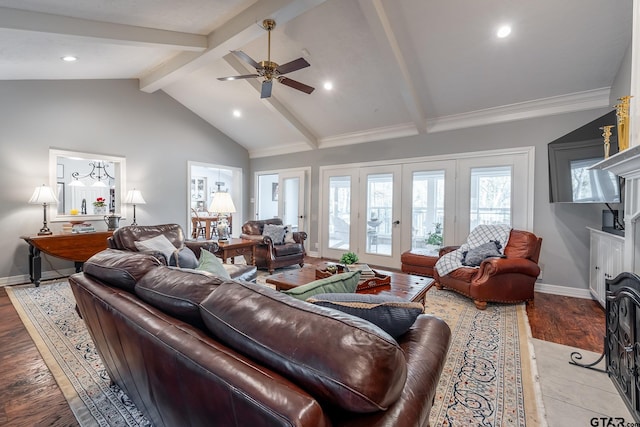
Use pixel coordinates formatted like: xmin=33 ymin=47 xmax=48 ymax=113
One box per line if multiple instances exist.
xmin=217 ymin=74 xmax=259 ymax=81
xmin=276 ymin=57 xmax=310 ymax=75
xmin=231 ymin=50 xmax=261 ymax=69
xmin=278 ymin=77 xmax=315 ymax=94
xmin=261 ymin=80 xmax=273 ymax=98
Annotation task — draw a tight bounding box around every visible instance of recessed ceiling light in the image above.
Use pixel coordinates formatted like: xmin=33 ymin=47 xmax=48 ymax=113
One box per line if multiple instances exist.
xmin=323 ymin=81 xmax=333 ymax=91
xmin=61 ymin=56 xmax=77 ymax=62
xmin=232 ymin=109 xmax=242 ymax=118
xmin=496 ymin=25 xmax=511 ymax=38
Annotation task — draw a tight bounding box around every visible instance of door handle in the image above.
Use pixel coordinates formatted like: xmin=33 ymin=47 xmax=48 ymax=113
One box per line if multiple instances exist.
xmin=393 ymin=220 xmax=400 ymax=225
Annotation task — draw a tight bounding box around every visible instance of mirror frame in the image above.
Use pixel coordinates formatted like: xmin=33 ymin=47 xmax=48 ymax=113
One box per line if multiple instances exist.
xmin=49 ymin=148 xmax=127 ymax=222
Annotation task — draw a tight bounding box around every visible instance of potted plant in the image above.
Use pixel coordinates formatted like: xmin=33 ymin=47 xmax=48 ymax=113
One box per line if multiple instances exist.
xmin=425 ymin=223 xmax=443 ymax=247
xmin=340 ymin=251 xmax=359 ymax=265
xmin=93 ymin=197 xmax=107 ymax=215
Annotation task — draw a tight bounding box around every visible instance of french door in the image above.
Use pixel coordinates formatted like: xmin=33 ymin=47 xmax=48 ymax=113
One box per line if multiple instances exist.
xmin=320 ymin=148 xmax=533 ymax=270
xmin=321 ymin=166 xmax=403 ymax=265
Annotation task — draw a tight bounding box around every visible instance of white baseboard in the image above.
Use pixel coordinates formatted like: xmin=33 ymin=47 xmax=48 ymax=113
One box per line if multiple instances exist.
xmin=306 ymin=250 xmax=319 ymax=258
xmin=0 ymin=268 xmax=75 ymax=287
xmin=534 ymin=282 xmax=594 ymax=299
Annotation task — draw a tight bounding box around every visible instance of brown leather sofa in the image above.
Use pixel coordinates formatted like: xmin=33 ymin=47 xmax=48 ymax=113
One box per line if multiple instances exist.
xmin=434 ymin=229 xmax=542 ymax=310
xmin=240 ymin=218 xmax=307 ymax=273
xmin=108 ymin=223 xmax=257 ymax=281
xmin=69 ymin=248 xmax=451 ymax=426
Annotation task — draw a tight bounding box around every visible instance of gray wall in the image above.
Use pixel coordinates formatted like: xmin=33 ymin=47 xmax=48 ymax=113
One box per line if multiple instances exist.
xmin=250 ymin=107 xmax=616 ymax=291
xmin=0 ymin=80 xmax=249 ymax=284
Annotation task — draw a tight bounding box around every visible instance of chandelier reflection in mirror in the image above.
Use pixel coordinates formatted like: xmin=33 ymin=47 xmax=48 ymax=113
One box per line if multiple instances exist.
xmin=69 ymin=161 xmax=115 ymax=188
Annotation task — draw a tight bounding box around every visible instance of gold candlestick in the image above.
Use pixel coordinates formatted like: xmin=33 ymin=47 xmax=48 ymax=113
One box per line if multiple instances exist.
xmin=615 ymin=95 xmax=632 ymax=152
xmin=600 ymin=125 xmax=614 ymax=158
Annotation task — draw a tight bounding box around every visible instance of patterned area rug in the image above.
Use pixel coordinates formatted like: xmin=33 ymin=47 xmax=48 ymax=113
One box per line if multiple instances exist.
xmin=6 ymin=282 xmax=150 ymax=426
xmin=7 ymin=280 xmax=546 ymax=426
xmin=425 ymin=287 xmax=546 ymax=426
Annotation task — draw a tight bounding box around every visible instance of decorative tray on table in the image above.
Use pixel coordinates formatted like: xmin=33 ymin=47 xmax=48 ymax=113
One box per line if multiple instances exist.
xmin=316 ymin=264 xmax=391 ymax=291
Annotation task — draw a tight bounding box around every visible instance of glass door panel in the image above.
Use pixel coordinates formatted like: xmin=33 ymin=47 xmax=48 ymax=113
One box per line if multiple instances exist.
xmin=365 ymin=173 xmax=393 ymax=256
xmin=469 ymin=166 xmax=512 ymax=231
xmin=328 ymin=175 xmax=351 ymax=250
xmin=411 ymin=170 xmax=445 ymax=251
xmin=358 ymin=165 xmax=401 ymax=266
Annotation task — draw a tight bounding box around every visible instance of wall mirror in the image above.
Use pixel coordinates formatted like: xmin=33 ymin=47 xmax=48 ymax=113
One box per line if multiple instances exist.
xmin=49 ymin=148 xmax=126 ymax=221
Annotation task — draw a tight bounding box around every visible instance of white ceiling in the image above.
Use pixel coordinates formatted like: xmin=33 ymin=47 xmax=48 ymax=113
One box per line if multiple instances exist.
xmin=0 ymin=0 xmax=632 ymax=157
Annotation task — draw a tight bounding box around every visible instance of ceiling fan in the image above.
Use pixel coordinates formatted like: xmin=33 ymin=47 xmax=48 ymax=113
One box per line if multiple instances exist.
xmin=217 ymin=19 xmax=315 ymax=99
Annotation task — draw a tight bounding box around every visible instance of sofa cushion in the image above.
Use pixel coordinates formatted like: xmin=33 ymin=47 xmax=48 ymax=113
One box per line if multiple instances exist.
xmin=135 ymin=266 xmax=224 ymax=327
xmin=306 ymin=293 xmax=424 ymax=339
xmin=199 ymin=280 xmax=407 ymax=413
xmin=283 ymin=225 xmax=296 ymax=243
xmin=170 ymin=246 xmax=199 ymax=269
xmin=134 ymin=234 xmax=178 ymax=264
xmin=196 ymin=248 xmax=231 ymax=279
xmin=83 ymin=249 xmax=161 ymax=292
xmin=282 ymin=270 xmax=360 ymax=300
xmin=461 ymin=240 xmax=504 ymax=267
xmin=111 ymin=223 xmax=186 ymax=252
xmin=262 ymin=223 xmax=286 ymax=244
xmin=272 ymin=243 xmax=303 ymax=257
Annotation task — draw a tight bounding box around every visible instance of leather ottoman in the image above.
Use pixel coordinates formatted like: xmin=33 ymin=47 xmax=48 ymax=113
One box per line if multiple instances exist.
xmin=401 ymin=248 xmax=439 ymax=277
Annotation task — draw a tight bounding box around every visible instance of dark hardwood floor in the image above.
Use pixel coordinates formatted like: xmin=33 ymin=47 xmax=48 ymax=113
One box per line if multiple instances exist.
xmin=0 ymin=267 xmax=605 ymax=426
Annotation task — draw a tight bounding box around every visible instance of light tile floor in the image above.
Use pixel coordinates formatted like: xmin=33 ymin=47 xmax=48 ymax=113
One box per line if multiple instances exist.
xmin=532 ymin=338 xmax=634 ymax=426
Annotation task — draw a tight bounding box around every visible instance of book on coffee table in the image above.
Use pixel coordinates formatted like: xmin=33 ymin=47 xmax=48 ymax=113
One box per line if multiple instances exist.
xmin=346 ymin=263 xmax=375 ymax=279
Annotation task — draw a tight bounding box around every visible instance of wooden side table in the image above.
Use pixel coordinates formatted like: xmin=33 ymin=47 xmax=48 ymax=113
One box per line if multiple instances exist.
xmin=21 ymin=231 xmax=113 ymax=286
xmin=215 ymin=238 xmax=257 ymax=265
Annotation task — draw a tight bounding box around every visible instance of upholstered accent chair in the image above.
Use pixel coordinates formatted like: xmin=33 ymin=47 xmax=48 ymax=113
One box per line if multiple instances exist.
xmin=434 ymin=229 xmax=542 ymax=310
xmin=240 ymin=218 xmax=307 ymax=273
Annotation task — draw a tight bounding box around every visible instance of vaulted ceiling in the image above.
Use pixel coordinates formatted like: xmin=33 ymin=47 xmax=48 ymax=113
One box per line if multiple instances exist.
xmin=0 ymin=0 xmax=632 ymax=157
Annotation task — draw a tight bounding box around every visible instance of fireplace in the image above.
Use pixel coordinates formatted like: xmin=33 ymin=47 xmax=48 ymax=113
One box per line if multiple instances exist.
xmin=605 ymin=273 xmax=640 ymax=422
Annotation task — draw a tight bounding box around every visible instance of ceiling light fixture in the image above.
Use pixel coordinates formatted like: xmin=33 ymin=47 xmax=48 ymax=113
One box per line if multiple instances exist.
xmin=61 ymin=56 xmax=77 ymax=62
xmin=496 ymin=25 xmax=512 ymax=38
xmin=323 ymin=82 xmax=333 ymax=91
xmin=233 ymin=109 xmax=242 ymax=118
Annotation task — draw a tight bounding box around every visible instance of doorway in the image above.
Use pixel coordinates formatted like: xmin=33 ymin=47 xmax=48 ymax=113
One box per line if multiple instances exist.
xmin=254 ymin=168 xmax=309 ymax=234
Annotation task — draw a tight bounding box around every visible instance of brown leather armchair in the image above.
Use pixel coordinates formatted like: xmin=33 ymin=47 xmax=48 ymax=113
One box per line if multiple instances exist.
xmin=434 ymin=229 xmax=542 ymax=310
xmin=240 ymin=218 xmax=307 ymax=273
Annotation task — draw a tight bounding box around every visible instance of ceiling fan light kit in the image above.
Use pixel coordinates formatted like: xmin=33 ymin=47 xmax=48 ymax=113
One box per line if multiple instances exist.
xmin=218 ymin=19 xmax=315 ymax=99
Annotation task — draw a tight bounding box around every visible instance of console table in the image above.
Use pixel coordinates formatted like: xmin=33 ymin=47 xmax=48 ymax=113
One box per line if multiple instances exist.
xmin=21 ymin=231 xmax=113 ymax=286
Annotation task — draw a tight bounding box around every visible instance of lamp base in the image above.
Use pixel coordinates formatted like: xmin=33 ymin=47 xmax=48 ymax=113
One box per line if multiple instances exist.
xmin=38 ymin=230 xmax=53 ymax=236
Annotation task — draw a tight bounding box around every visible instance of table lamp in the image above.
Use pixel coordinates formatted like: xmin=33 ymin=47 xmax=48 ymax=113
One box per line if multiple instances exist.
xmin=29 ymin=184 xmax=58 ymax=235
xmin=209 ymin=192 xmax=236 ymax=242
xmin=124 ymin=189 xmax=146 ymax=226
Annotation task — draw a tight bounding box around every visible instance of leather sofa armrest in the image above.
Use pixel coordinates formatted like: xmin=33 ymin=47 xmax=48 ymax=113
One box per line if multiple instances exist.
xmin=474 ymin=257 xmax=541 ymax=283
xmin=439 ymin=245 xmax=459 ymax=257
xmin=240 ymin=234 xmax=269 ymax=245
xmin=185 ymin=240 xmax=219 ymax=258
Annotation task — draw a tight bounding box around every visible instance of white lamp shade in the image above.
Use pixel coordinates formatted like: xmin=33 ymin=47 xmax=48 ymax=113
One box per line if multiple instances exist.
xmin=209 ymin=192 xmax=236 ymax=214
xmin=29 ymin=185 xmax=58 ymax=204
xmin=125 ymin=189 xmax=146 ymax=204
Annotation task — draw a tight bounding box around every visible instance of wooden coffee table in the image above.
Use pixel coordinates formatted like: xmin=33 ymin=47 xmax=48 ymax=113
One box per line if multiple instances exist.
xmin=266 ymin=262 xmax=434 ymax=303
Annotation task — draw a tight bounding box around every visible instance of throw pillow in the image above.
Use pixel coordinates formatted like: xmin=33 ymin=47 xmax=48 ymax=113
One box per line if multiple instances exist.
xmin=134 ymin=234 xmax=177 ymax=264
xmin=306 ymin=293 xmax=424 ymax=339
xmin=282 ymin=270 xmax=360 ymax=301
xmin=262 ymin=224 xmax=286 ymax=244
xmin=169 ymin=246 xmax=199 ymax=269
xmin=461 ymin=240 xmax=504 ymax=267
xmin=196 ymin=248 xmax=231 ymax=279
xmin=283 ymin=225 xmax=296 ymax=244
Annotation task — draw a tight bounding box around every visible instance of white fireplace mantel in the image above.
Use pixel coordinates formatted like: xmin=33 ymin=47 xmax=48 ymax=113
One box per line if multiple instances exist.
xmin=591 ymin=145 xmax=640 ymax=179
